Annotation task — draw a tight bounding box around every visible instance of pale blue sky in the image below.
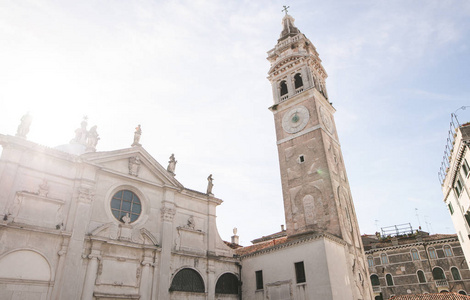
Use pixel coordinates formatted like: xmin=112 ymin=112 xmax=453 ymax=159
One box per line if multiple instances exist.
xmin=1 ymin=0 xmax=469 ymax=244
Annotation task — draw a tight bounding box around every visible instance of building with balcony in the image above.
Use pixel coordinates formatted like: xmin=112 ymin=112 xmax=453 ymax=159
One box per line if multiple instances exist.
xmin=363 ymin=230 xmax=470 ymax=300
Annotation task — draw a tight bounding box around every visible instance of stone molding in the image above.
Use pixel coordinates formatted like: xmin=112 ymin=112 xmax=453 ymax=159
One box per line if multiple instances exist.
xmin=240 ymin=232 xmax=346 ymax=259
xmin=365 ymin=237 xmax=459 ymax=254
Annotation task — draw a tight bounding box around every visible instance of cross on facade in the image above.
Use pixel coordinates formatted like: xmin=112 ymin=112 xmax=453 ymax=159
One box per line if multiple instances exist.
xmin=282 ymin=5 xmax=290 ymax=15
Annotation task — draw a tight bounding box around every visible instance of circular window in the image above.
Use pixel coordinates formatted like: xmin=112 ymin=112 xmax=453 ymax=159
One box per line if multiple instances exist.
xmin=110 ymin=190 xmax=142 ymax=223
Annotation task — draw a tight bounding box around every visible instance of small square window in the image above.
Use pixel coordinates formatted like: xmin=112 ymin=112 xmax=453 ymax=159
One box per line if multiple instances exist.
xmin=299 ymin=155 xmax=305 ymax=163
xmin=295 ymin=262 xmax=306 ymax=283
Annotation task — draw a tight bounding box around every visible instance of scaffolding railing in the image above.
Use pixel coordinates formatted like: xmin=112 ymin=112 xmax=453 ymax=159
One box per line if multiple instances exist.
xmin=438 ymin=107 xmax=470 ymax=185
xmin=380 ymin=223 xmax=413 ymax=237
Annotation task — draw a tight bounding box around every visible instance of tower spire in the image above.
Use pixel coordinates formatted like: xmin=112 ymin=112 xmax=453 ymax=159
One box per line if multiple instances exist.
xmin=278 ymin=13 xmax=301 ymax=42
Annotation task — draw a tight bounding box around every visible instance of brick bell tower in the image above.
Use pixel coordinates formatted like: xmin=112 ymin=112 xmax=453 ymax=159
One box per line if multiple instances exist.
xmin=267 ymin=12 xmax=373 ymax=299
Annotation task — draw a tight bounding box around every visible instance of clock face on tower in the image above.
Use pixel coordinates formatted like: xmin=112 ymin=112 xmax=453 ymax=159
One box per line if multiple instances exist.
xmin=282 ymin=106 xmax=310 ymax=134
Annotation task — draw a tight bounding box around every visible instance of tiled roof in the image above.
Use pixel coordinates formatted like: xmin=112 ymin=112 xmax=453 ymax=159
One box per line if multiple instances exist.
xmin=251 ymin=230 xmax=287 ymax=244
xmin=235 ymin=236 xmax=288 ymax=256
xmin=223 ymin=241 xmax=243 ymax=249
xmin=391 ymin=292 xmax=470 ymax=299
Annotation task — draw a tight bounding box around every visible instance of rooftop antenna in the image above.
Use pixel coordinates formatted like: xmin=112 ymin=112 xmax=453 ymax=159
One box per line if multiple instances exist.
xmin=424 ymin=215 xmax=432 ymax=234
xmin=374 ymin=220 xmax=379 ymax=232
xmin=415 ymin=208 xmax=422 ymax=229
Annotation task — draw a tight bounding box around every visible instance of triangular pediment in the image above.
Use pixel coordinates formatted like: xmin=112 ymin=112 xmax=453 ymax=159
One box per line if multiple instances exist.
xmin=81 ymin=147 xmax=183 ymax=188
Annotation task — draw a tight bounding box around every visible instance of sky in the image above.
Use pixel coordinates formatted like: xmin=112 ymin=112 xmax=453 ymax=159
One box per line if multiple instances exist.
xmin=1 ymin=0 xmax=470 ymax=245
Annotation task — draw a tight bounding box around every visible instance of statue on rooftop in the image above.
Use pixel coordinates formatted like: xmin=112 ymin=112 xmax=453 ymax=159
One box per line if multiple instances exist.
xmin=132 ymin=124 xmax=142 ymax=147
xmin=72 ymin=116 xmax=89 ymax=145
xmin=207 ymin=174 xmax=214 ymax=195
xmin=86 ymin=125 xmax=100 ymax=151
xmin=167 ymin=153 xmax=177 ymax=175
xmin=16 ymin=112 xmax=33 ymax=139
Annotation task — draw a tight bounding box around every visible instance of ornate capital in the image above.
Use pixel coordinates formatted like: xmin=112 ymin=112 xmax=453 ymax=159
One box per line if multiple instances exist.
xmin=78 ymin=187 xmax=95 ymax=204
xmin=161 ymin=207 xmax=176 ymax=222
xmin=88 ymin=253 xmax=102 ymax=260
xmin=141 ymin=259 xmax=154 ymax=267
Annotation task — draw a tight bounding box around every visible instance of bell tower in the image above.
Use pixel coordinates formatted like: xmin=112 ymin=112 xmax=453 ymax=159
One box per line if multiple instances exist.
xmin=267 ymin=13 xmax=373 ymax=299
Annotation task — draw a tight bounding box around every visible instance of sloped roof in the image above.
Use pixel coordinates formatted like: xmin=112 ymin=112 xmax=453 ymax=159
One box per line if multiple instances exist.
xmin=391 ymin=292 xmax=470 ymax=300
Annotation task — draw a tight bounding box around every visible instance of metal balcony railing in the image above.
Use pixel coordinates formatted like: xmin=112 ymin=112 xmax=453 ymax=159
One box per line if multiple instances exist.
xmin=435 ymin=279 xmax=449 ymax=287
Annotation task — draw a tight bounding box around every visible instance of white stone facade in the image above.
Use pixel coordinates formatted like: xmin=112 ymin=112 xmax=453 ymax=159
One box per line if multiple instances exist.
xmin=0 ymin=135 xmax=239 ymax=300
xmin=0 ymin=13 xmax=374 ymax=300
xmin=441 ymin=124 xmax=470 ymax=267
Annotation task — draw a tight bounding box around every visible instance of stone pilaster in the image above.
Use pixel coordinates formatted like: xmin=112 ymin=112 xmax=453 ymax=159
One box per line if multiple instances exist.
xmin=140 ymin=249 xmax=155 ymax=300
xmin=51 ymin=238 xmax=69 ymax=300
xmin=81 ymin=241 xmax=102 ymax=300
xmin=157 ymin=195 xmax=176 ymax=300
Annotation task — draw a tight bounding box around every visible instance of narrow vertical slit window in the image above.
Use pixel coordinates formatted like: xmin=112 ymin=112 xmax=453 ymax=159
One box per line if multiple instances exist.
xmin=255 ymin=270 xmax=263 ymax=290
xmin=294 ymin=261 xmax=306 ymax=283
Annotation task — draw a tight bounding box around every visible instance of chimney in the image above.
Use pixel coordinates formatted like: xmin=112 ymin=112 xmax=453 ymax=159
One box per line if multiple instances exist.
xmin=281 ymin=225 xmax=285 ymax=231
xmin=231 ymin=227 xmax=239 ymax=245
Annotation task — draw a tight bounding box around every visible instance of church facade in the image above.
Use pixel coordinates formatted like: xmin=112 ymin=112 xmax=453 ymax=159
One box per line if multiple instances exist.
xmin=0 ymin=14 xmax=372 ymax=300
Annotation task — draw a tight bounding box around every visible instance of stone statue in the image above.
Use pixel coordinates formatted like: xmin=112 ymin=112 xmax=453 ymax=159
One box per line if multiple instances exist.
xmin=38 ymin=179 xmax=49 ymax=197
xmin=129 ymin=156 xmax=141 ymax=176
xmin=16 ymin=112 xmax=33 ymax=138
xmin=132 ymin=124 xmax=142 ymax=147
xmin=233 ymin=227 xmax=237 ymax=235
xmin=187 ymin=216 xmax=195 ymax=229
xmin=86 ymin=125 xmax=100 ymax=151
xmin=206 ymin=174 xmax=214 ymax=194
xmin=167 ymin=153 xmax=177 ymax=175
xmin=72 ymin=116 xmax=89 ymax=145
xmin=122 ymin=213 xmax=131 ymax=225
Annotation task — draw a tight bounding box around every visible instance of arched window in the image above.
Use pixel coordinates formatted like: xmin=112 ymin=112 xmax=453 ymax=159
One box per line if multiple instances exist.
xmin=444 ymin=245 xmax=453 ymax=257
xmin=170 ymin=268 xmax=205 ymax=293
xmin=428 ymin=247 xmax=437 ymax=259
xmin=451 ymin=267 xmax=461 ymax=280
xmin=432 ymin=267 xmax=446 ymax=280
xmin=411 ymin=248 xmax=420 ymax=260
xmin=280 ymin=81 xmax=288 ymax=96
xmin=459 ymin=290 xmax=467 ymax=295
xmin=110 ymin=190 xmax=142 ymax=223
xmin=367 ymin=256 xmax=374 ymax=267
xmin=294 ymin=73 xmax=303 ymax=89
xmin=417 ymin=270 xmax=426 ymax=283
xmin=380 ymin=253 xmax=388 ymax=264
xmin=386 ymin=274 xmax=394 ymax=286
xmin=370 ymin=274 xmax=380 ymax=286
xmin=215 ymin=273 xmax=239 ymax=294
